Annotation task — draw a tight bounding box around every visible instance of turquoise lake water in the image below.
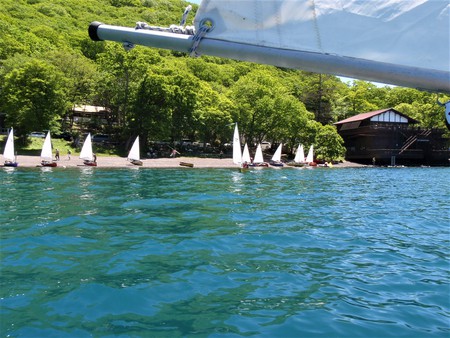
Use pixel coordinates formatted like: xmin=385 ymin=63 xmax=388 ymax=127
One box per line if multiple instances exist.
xmin=1 ymin=166 xmax=449 ymax=337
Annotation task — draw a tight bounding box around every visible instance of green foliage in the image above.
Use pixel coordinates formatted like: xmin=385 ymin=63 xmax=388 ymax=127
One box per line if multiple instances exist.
xmin=315 ymin=125 xmax=346 ymax=161
xmin=0 ymin=0 xmax=447 ymax=158
xmin=1 ymin=60 xmax=68 ymax=141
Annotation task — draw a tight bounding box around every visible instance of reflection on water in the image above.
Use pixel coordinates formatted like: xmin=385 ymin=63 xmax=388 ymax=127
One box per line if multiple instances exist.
xmin=0 ymin=167 xmax=449 ymax=337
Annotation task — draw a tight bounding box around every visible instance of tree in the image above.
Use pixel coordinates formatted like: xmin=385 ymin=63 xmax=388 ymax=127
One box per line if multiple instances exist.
xmin=130 ymin=70 xmax=172 ymax=144
xmin=94 ymin=45 xmax=160 ymax=130
xmin=338 ymin=80 xmax=380 ymax=118
xmin=314 ymin=125 xmax=346 ymax=162
xmin=1 ymin=60 xmax=67 ymax=142
xmin=193 ymin=82 xmax=235 ymax=146
xmin=230 ymin=67 xmax=319 ymax=152
xmin=46 ymin=50 xmax=100 ymax=126
xmin=296 ymin=73 xmax=343 ymax=125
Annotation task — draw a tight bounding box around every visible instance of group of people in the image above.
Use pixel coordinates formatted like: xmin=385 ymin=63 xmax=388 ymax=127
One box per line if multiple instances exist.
xmin=54 ymin=149 xmax=72 ymax=161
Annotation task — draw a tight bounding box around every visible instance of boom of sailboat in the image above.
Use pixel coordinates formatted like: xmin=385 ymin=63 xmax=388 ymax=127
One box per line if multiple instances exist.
xmin=88 ymin=0 xmax=449 ymax=94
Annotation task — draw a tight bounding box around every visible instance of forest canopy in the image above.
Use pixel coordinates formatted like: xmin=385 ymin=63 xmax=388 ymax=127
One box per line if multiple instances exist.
xmin=1 ymin=0 xmax=448 ymax=161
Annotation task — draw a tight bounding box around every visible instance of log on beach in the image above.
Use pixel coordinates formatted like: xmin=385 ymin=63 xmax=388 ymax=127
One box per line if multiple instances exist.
xmin=179 ymin=161 xmax=194 ymax=168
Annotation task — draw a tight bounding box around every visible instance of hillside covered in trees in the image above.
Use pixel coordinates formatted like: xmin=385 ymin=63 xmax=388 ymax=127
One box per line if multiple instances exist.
xmin=1 ymin=0 xmax=449 ymax=161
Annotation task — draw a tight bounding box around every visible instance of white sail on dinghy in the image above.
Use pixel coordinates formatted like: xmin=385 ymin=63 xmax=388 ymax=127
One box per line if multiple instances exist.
xmin=270 ymin=143 xmax=284 ymax=167
xmin=305 ymin=145 xmax=316 ymax=166
xmin=41 ymin=132 xmax=57 ymax=167
xmin=294 ymin=144 xmax=305 ymax=164
xmin=3 ymin=128 xmax=18 ymax=167
xmin=232 ymin=123 xmax=241 ymax=165
xmin=79 ymin=133 xmax=97 ymax=166
xmin=128 ymin=136 xmax=143 ymax=166
xmin=250 ymin=144 xmax=268 ymax=167
xmin=242 ymin=143 xmax=251 ymax=164
xmin=288 ymin=143 xmax=307 ymax=167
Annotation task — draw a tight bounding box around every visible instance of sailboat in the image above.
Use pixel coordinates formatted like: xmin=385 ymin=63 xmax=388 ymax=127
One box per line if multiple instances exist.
xmin=41 ymin=132 xmax=57 ymax=167
xmin=3 ymin=128 xmax=18 ymax=167
xmin=269 ymin=143 xmax=284 ymax=167
xmin=232 ymin=123 xmax=241 ymax=165
xmin=305 ymin=145 xmax=316 ymax=166
xmin=288 ymin=143 xmax=307 ymax=167
xmin=294 ymin=144 xmax=305 ymax=164
xmin=128 ymin=136 xmax=143 ymax=166
xmin=79 ymin=133 xmax=97 ymax=166
xmin=89 ymin=0 xmax=449 ymax=94
xmin=250 ymin=144 xmax=268 ymax=167
xmin=242 ymin=143 xmax=251 ymax=164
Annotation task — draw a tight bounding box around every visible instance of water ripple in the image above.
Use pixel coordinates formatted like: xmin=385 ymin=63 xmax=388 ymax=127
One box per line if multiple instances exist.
xmin=1 ymin=167 xmax=449 ymax=337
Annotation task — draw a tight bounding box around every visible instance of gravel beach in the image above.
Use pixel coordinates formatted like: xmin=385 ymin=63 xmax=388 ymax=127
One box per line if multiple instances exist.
xmin=3 ymin=155 xmax=365 ymax=168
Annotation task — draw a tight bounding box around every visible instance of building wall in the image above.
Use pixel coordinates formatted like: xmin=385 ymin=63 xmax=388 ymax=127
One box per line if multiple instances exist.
xmin=338 ymin=122 xmax=449 ymax=166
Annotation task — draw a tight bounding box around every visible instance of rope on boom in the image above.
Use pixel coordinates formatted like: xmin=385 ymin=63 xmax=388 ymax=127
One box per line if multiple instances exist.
xmin=133 ymin=5 xmax=213 ymax=57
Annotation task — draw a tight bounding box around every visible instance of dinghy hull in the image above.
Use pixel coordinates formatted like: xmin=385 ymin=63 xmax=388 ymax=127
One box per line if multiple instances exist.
xmin=4 ymin=162 xmax=18 ymax=167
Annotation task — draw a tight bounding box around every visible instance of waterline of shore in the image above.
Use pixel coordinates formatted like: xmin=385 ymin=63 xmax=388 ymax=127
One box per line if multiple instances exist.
xmin=2 ymin=155 xmax=366 ymax=168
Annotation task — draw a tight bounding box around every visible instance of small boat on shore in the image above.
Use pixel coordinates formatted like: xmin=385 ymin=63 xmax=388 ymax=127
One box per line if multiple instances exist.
xmin=3 ymin=128 xmax=18 ymax=167
xmin=40 ymin=132 xmax=57 ymax=167
xmin=249 ymin=144 xmax=269 ymax=167
xmin=79 ymin=133 xmax=97 ymax=166
xmin=305 ymin=145 xmax=316 ymax=166
xmin=269 ymin=143 xmax=284 ymax=167
xmin=128 ymin=136 xmax=143 ymax=166
xmin=287 ymin=143 xmax=306 ymax=167
xmin=242 ymin=143 xmax=251 ymax=164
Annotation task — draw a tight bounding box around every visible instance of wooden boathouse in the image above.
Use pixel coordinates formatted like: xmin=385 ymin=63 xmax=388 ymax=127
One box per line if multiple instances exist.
xmin=334 ymin=108 xmax=450 ymax=166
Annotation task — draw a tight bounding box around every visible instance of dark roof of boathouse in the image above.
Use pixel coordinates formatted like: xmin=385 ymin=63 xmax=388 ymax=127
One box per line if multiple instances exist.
xmin=334 ymin=108 xmax=419 ymax=125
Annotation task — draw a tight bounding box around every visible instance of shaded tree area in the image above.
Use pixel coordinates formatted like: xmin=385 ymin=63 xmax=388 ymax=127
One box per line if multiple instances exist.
xmin=1 ymin=0 xmax=448 ymax=160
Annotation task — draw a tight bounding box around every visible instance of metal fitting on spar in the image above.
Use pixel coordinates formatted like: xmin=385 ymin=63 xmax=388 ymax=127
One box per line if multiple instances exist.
xmin=88 ymin=21 xmax=104 ymax=41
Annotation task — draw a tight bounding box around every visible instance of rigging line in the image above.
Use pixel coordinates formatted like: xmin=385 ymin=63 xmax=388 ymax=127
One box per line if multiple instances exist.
xmin=180 ymin=5 xmax=192 ymax=27
xmin=189 ymin=24 xmax=210 ymax=57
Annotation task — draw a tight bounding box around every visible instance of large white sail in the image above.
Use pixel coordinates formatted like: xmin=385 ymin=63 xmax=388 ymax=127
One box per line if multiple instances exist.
xmin=79 ymin=133 xmax=94 ymax=161
xmin=41 ymin=132 xmax=53 ymax=161
xmin=89 ymin=0 xmax=450 ymax=92
xmin=232 ymin=123 xmax=241 ymax=164
xmin=3 ymin=128 xmax=15 ymax=162
xmin=294 ymin=144 xmax=305 ymax=163
xmin=128 ymin=136 xmax=140 ymax=161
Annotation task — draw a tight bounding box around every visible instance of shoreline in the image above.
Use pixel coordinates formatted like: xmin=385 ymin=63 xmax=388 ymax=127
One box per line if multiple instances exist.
xmin=2 ymin=155 xmax=367 ymax=169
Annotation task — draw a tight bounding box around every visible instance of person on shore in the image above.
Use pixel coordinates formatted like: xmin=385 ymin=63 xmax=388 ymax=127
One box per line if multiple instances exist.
xmin=68 ymin=149 xmax=71 ymax=160
xmin=55 ymin=149 xmax=60 ymax=161
xmin=170 ymin=149 xmax=179 ymax=158
xmin=93 ymin=153 xmax=97 ymax=163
